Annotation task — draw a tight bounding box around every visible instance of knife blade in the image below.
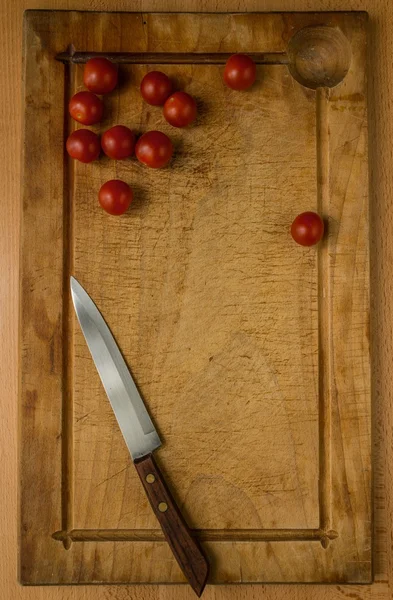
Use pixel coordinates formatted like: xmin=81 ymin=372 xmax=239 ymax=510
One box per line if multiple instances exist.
xmin=70 ymin=276 xmax=209 ymax=596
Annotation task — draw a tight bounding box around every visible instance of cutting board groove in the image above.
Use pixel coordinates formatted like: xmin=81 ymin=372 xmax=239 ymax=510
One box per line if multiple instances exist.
xmin=316 ymin=86 xmax=332 ymax=536
xmin=57 ymin=51 xmax=289 ymax=64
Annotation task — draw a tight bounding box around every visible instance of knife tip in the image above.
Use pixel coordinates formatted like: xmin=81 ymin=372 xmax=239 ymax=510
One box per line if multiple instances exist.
xmin=70 ymin=276 xmax=81 ymax=303
xmin=70 ymin=276 xmax=79 ymax=294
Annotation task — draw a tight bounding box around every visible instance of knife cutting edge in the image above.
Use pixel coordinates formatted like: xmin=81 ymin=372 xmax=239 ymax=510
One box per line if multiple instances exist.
xmin=70 ymin=276 xmax=209 ymax=596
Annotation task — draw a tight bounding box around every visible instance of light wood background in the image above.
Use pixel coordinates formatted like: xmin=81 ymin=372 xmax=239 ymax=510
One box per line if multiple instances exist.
xmin=1 ymin=0 xmax=391 ymax=599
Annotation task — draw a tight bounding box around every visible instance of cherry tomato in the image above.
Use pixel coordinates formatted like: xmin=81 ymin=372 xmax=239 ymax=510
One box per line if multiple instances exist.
xmin=69 ymin=91 xmax=103 ymax=125
xmin=98 ymin=180 xmax=133 ymax=215
xmin=224 ymin=54 xmax=257 ymax=90
xmin=83 ymin=57 xmax=118 ymax=94
xmin=135 ymin=131 xmax=173 ymax=168
xmin=101 ymin=125 xmax=135 ymax=159
xmin=291 ymin=212 xmax=324 ymax=246
xmin=140 ymin=71 xmax=173 ymax=106
xmin=66 ymin=129 xmax=100 ymax=163
xmin=163 ymin=92 xmax=197 ymax=127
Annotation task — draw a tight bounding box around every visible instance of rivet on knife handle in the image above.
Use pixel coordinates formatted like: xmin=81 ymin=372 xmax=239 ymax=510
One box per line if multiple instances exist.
xmin=135 ymin=453 xmax=209 ymax=597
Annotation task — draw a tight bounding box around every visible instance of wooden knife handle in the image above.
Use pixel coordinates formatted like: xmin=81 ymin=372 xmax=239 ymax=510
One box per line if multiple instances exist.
xmin=134 ymin=453 xmax=209 ymax=597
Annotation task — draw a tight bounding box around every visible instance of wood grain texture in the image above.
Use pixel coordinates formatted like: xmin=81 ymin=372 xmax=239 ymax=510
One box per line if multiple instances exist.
xmin=20 ymin=9 xmax=370 ymax=585
xmin=0 ymin=0 xmax=392 ymax=599
xmin=134 ymin=454 xmax=209 ymax=596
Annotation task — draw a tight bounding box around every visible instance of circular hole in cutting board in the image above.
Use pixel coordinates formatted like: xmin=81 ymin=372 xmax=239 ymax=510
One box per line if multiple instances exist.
xmin=287 ymin=26 xmax=352 ymax=89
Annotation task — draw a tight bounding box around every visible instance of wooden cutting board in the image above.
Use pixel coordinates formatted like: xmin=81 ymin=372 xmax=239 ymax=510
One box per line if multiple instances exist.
xmin=20 ymin=10 xmax=370 ymax=586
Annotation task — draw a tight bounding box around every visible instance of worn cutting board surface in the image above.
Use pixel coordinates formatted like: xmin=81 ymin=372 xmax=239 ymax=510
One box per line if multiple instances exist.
xmin=20 ymin=10 xmax=370 ymax=586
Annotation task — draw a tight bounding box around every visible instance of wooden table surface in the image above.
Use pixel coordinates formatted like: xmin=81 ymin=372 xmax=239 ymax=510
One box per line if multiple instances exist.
xmin=1 ymin=1 xmax=391 ymax=599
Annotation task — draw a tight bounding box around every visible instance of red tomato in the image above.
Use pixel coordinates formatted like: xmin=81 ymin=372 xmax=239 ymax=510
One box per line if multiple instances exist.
xmin=135 ymin=131 xmax=174 ymax=168
xmin=66 ymin=129 xmax=100 ymax=163
xmin=224 ymin=54 xmax=257 ymax=90
xmin=101 ymin=125 xmax=135 ymax=159
xmin=69 ymin=91 xmax=103 ymax=125
xmin=140 ymin=71 xmax=173 ymax=106
xmin=163 ymin=92 xmax=197 ymax=127
xmin=291 ymin=212 xmax=324 ymax=246
xmin=98 ymin=180 xmax=133 ymax=215
xmin=83 ymin=57 xmax=118 ymax=94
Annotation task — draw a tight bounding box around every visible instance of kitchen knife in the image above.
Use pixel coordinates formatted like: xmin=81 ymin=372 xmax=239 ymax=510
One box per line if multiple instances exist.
xmin=70 ymin=276 xmax=209 ymax=596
